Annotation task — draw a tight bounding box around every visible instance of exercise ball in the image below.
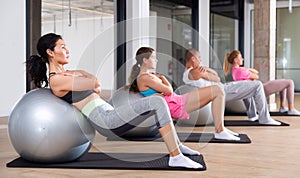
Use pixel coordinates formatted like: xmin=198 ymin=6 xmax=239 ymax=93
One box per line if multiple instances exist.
xmin=224 ymin=72 xmax=247 ymax=113
xmin=108 ymin=86 xmax=159 ymax=138
xmin=225 ymin=99 xmax=247 ymax=113
xmin=8 ymin=88 xmax=95 ymax=163
xmin=175 ymin=85 xmax=213 ymax=126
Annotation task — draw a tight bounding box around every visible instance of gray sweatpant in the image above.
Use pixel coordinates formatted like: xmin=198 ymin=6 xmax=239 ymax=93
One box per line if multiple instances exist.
xmin=224 ymin=80 xmax=272 ymax=122
xmin=84 ymin=96 xmax=172 ymax=137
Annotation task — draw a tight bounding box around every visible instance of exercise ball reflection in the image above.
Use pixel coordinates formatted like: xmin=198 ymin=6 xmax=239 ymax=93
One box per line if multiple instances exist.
xmin=8 ymin=88 xmax=95 ymax=163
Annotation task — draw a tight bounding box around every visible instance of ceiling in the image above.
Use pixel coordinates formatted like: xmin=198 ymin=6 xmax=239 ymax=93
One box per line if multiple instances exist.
xmin=42 ymin=0 xmax=114 ymax=22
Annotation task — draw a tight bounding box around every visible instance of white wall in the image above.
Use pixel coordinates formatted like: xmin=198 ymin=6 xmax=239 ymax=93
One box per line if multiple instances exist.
xmin=0 ymin=1 xmax=26 ymax=117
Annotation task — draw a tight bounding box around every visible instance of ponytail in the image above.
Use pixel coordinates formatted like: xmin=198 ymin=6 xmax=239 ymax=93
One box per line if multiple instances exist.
xmin=128 ymin=63 xmax=141 ymax=92
xmin=128 ymin=47 xmax=154 ymax=92
xmin=26 ymin=33 xmax=62 ymax=88
xmin=223 ymin=52 xmax=232 ymax=75
xmin=223 ymin=50 xmax=241 ymax=75
xmin=26 ymin=55 xmax=48 ymax=88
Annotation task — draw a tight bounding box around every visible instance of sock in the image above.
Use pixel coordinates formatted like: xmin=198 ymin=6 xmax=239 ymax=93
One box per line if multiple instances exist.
xmin=169 ymin=153 xmax=203 ymax=169
xmin=214 ymin=130 xmax=240 ymax=141
xmin=224 ymin=128 xmax=239 ymax=136
xmin=259 ymin=118 xmax=281 ymax=125
xmin=179 ymin=143 xmax=200 ymax=155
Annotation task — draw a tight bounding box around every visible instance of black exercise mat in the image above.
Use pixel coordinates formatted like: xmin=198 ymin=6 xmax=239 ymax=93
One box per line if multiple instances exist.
xmin=224 ymin=120 xmax=289 ymax=126
xmin=6 ymin=152 xmax=206 ymax=171
xmin=107 ymin=132 xmax=251 ymax=144
xmin=225 ymin=111 xmax=298 ymax=117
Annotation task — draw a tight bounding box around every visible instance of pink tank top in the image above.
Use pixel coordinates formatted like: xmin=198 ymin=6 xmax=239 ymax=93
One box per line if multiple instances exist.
xmin=231 ymin=67 xmax=251 ymax=81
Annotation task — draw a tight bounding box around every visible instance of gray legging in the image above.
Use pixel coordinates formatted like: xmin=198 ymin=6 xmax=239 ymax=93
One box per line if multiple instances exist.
xmin=81 ymin=96 xmax=172 ymax=137
xmin=263 ymin=79 xmax=294 ymax=105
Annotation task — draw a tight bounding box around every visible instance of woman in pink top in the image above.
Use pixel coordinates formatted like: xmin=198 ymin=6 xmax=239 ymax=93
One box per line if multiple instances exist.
xmin=223 ymin=50 xmax=300 ymax=115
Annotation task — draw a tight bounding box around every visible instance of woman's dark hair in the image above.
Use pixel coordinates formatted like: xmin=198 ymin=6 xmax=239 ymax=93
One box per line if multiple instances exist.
xmin=26 ymin=33 xmax=62 ymax=88
xmin=128 ymin=47 xmax=154 ymax=92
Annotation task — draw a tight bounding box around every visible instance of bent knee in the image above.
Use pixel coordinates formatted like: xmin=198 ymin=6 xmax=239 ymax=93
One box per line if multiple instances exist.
xmin=212 ymin=85 xmax=225 ymax=97
xmin=252 ymin=80 xmax=264 ymax=89
xmin=287 ymin=79 xmax=294 ymax=85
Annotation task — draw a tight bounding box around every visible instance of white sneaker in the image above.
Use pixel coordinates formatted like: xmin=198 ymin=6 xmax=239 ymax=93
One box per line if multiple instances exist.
xmin=259 ymin=119 xmax=281 ymax=125
xmin=279 ymin=107 xmax=288 ymax=113
xmin=169 ymin=153 xmax=203 ymax=169
xmin=288 ymin=109 xmax=300 ymax=116
xmin=224 ymin=128 xmax=239 ymax=136
xmin=214 ymin=130 xmax=240 ymax=141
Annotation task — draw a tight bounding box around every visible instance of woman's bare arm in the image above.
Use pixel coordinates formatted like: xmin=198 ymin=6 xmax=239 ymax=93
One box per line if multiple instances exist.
xmin=50 ymin=72 xmax=101 ymax=96
xmin=138 ymin=73 xmax=173 ymax=95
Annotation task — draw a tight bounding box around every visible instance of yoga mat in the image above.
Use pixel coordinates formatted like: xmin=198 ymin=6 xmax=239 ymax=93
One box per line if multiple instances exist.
xmin=224 ymin=111 xmax=298 ymax=117
xmin=7 ymin=152 xmax=206 ymax=171
xmin=224 ymin=120 xmax=289 ymax=126
xmin=107 ymin=132 xmax=251 ymax=144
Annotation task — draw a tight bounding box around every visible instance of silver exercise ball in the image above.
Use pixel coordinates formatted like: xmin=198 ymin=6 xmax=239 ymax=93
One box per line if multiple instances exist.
xmin=8 ymin=88 xmax=95 ymax=163
xmin=225 ymin=99 xmax=247 ymax=113
xmin=175 ymin=85 xmax=213 ymax=126
xmin=108 ymin=86 xmax=159 ymax=138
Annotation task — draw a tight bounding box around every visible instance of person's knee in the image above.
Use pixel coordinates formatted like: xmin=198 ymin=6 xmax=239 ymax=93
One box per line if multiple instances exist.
xmin=213 ymin=85 xmax=225 ymax=97
xmin=251 ymin=80 xmax=264 ymax=91
xmin=287 ymin=79 xmax=294 ymax=86
xmin=149 ymin=96 xmax=172 ymax=125
xmin=253 ymin=80 xmax=263 ymax=87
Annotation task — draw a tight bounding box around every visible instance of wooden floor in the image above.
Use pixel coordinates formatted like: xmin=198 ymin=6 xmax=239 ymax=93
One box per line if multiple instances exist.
xmin=1 ymin=95 xmax=300 ymax=177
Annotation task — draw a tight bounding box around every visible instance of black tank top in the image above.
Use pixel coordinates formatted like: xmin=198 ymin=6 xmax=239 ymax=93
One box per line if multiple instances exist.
xmin=49 ymin=72 xmax=94 ymax=104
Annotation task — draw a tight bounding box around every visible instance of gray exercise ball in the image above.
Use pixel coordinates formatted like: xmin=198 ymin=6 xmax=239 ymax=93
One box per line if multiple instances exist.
xmin=175 ymin=85 xmax=213 ymax=126
xmin=8 ymin=88 xmax=95 ymax=163
xmin=108 ymin=86 xmax=159 ymax=138
xmin=225 ymin=99 xmax=247 ymax=113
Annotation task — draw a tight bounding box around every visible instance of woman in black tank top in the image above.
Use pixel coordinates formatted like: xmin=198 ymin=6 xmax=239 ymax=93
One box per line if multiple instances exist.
xmin=49 ymin=72 xmax=93 ymax=104
xmin=25 ymin=33 xmax=203 ymax=169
